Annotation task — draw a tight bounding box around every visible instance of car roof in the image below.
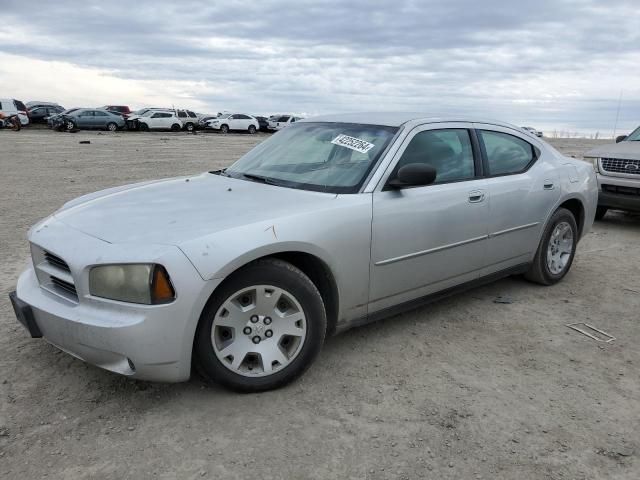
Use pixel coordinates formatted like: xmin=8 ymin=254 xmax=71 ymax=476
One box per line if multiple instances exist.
xmin=299 ymin=112 xmax=521 ymax=130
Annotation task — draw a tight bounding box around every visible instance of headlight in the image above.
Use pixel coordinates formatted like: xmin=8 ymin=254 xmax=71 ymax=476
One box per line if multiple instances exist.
xmin=585 ymin=156 xmax=599 ymax=173
xmin=89 ymin=264 xmax=175 ymax=304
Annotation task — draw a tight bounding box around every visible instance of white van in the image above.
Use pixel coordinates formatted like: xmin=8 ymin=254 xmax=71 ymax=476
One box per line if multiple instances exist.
xmin=0 ymin=98 xmax=30 ymax=126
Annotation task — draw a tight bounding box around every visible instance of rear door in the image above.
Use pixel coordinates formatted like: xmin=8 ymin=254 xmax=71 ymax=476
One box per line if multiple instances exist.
xmin=369 ymin=123 xmax=489 ymax=313
xmin=474 ymin=124 xmax=560 ymax=274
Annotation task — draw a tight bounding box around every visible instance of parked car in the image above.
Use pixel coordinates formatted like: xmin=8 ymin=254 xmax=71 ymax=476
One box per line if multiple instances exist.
xmin=48 ymin=108 xmax=80 ymax=129
xmin=254 ymin=116 xmax=270 ymax=132
xmin=584 ymin=126 xmax=640 ymax=219
xmin=206 ymin=113 xmax=259 ymax=134
xmin=175 ymin=109 xmax=199 ymax=131
xmin=102 ymin=105 xmax=132 ymax=118
xmin=198 ymin=115 xmax=219 ymax=130
xmin=267 ymin=114 xmax=302 ymax=132
xmin=521 ymin=126 xmax=543 ymax=137
xmin=128 ymin=110 xmax=183 ymax=131
xmin=0 ymin=98 xmax=29 ymax=126
xmin=10 ymin=113 xmax=597 ymax=392
xmin=59 ymin=108 xmax=126 ymax=131
xmin=28 ymin=105 xmax=65 ymax=123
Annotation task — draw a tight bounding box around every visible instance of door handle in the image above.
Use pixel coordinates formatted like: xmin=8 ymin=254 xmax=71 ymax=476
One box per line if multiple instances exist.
xmin=543 ymin=181 xmax=555 ymax=190
xmin=468 ymin=190 xmax=485 ymax=203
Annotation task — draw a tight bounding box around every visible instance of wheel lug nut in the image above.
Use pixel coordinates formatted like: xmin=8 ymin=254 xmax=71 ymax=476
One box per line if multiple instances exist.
xmin=243 ymin=327 xmax=252 ymax=335
xmin=264 ymin=317 xmax=272 ymax=325
xmin=250 ymin=315 xmax=259 ymax=323
xmin=265 ymin=330 xmax=273 ymax=338
xmin=252 ymin=336 xmax=261 ymax=344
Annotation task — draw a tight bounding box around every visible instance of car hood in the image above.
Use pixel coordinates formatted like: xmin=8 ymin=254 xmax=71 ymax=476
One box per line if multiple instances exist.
xmin=585 ymin=141 xmax=640 ymax=160
xmin=53 ymin=173 xmax=337 ymax=245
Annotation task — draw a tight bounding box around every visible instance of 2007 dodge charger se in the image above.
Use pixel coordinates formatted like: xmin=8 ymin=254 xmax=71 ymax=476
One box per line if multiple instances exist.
xmin=10 ymin=113 xmax=597 ymax=392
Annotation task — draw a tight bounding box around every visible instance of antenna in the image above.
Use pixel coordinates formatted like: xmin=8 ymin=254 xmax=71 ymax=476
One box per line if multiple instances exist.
xmin=613 ymin=89 xmax=623 ymax=139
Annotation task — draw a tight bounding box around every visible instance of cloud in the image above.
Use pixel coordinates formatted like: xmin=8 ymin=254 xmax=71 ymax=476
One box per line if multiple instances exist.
xmin=0 ymin=0 xmax=638 ymax=134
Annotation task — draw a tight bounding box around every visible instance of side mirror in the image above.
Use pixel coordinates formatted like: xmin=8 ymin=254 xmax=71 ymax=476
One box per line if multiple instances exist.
xmin=388 ymin=163 xmax=437 ymax=189
xmin=615 ymin=135 xmax=627 ymax=143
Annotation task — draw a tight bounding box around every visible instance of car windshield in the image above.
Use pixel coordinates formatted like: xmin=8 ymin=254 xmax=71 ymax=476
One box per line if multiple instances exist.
xmin=626 ymin=126 xmax=640 ymax=141
xmin=224 ymin=122 xmax=398 ymax=194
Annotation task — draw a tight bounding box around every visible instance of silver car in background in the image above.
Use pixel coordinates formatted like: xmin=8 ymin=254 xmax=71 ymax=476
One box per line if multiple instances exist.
xmin=60 ymin=108 xmax=126 ymax=131
xmin=10 ymin=113 xmax=597 ymax=392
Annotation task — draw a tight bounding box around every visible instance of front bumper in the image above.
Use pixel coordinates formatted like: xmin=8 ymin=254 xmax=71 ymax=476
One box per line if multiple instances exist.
xmin=597 ymin=174 xmax=640 ymax=212
xmin=12 ymin=218 xmax=220 ymax=382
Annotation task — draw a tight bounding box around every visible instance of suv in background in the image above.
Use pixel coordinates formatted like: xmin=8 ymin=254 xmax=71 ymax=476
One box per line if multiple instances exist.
xmin=132 ymin=110 xmax=183 ymax=131
xmin=102 ymin=105 xmax=132 ymax=118
xmin=585 ymin=126 xmax=640 ymax=219
xmin=175 ymin=109 xmax=199 ymax=131
xmin=0 ymin=98 xmax=30 ymax=126
xmin=267 ymin=114 xmax=302 ymax=131
xmin=28 ymin=105 xmax=65 ymax=123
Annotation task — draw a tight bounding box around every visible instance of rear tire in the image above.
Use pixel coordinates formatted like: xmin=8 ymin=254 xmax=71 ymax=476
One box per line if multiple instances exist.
xmin=194 ymin=258 xmax=326 ymax=392
xmin=248 ymin=125 xmax=256 ymax=134
xmin=595 ymin=206 xmax=608 ymax=221
xmin=525 ymin=208 xmax=578 ymax=285
xmin=185 ymin=122 xmax=195 ymax=132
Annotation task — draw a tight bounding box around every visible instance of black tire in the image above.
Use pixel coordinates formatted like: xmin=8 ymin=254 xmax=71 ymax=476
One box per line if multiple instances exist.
xmin=106 ymin=122 xmax=117 ymax=132
xmin=248 ymin=125 xmax=256 ymax=134
xmin=194 ymin=258 xmax=327 ymax=392
xmin=139 ymin=122 xmax=149 ymax=132
xmin=171 ymin=123 xmax=181 ymax=132
xmin=595 ymin=206 xmax=608 ymax=221
xmin=525 ymin=208 xmax=578 ymax=285
xmin=185 ymin=122 xmax=195 ymax=132
xmin=65 ymin=120 xmax=76 ymax=131
xmin=220 ymin=124 xmax=229 ymax=134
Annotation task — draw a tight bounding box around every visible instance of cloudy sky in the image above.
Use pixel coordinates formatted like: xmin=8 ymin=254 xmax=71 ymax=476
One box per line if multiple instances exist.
xmin=1 ymin=0 xmax=639 ymax=135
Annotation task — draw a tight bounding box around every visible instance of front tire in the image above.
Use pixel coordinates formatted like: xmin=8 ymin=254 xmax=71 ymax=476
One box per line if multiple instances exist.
xmin=139 ymin=122 xmax=149 ymax=131
xmin=194 ymin=258 xmax=327 ymax=392
xmin=220 ymin=124 xmax=229 ymax=134
xmin=595 ymin=206 xmax=608 ymax=221
xmin=525 ymin=208 xmax=578 ymax=285
xmin=106 ymin=122 xmax=117 ymax=132
xmin=171 ymin=123 xmax=181 ymax=132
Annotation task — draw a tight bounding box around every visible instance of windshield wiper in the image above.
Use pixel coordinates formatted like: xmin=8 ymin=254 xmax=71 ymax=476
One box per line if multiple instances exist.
xmin=240 ymin=173 xmax=283 ymax=186
xmin=210 ymin=169 xmax=231 ymax=177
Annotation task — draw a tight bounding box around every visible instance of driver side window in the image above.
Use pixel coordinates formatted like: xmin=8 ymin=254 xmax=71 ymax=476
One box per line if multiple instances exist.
xmin=395 ymin=129 xmax=475 ymax=184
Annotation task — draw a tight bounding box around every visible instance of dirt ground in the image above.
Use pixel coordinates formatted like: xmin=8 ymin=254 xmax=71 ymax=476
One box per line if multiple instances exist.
xmin=1 ymin=129 xmax=638 ymax=480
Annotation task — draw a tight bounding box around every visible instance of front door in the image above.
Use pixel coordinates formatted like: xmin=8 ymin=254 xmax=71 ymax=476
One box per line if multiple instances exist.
xmin=369 ymin=124 xmax=489 ymax=313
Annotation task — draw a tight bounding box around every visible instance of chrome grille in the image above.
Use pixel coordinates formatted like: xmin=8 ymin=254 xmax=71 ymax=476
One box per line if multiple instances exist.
xmin=600 ymin=157 xmax=640 ymax=175
xmin=50 ymin=276 xmax=78 ymax=300
xmin=44 ymin=251 xmax=71 ymax=272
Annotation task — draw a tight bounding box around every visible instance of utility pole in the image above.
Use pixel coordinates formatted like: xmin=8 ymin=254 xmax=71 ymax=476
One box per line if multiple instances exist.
xmin=613 ymin=89 xmax=623 ymax=139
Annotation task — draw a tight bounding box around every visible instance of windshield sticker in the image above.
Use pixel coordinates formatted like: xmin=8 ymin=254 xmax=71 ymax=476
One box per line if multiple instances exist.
xmin=331 ymin=134 xmax=375 ymax=154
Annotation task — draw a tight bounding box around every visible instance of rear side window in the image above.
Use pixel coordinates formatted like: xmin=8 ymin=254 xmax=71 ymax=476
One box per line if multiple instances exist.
xmin=15 ymin=100 xmax=26 ymax=111
xmin=394 ymin=129 xmax=475 ymax=184
xmin=479 ymin=130 xmax=537 ymax=176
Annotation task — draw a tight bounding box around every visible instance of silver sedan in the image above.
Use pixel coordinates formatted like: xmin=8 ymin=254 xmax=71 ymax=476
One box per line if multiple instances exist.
xmin=10 ymin=113 xmax=597 ymax=392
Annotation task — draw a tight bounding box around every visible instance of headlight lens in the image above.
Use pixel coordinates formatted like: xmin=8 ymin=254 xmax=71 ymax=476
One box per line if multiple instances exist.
xmin=585 ymin=156 xmax=599 ymax=173
xmin=89 ymin=264 xmax=175 ymax=304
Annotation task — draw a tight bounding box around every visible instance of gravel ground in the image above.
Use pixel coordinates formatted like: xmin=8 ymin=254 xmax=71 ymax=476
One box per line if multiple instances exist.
xmin=1 ymin=129 xmax=638 ymax=479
